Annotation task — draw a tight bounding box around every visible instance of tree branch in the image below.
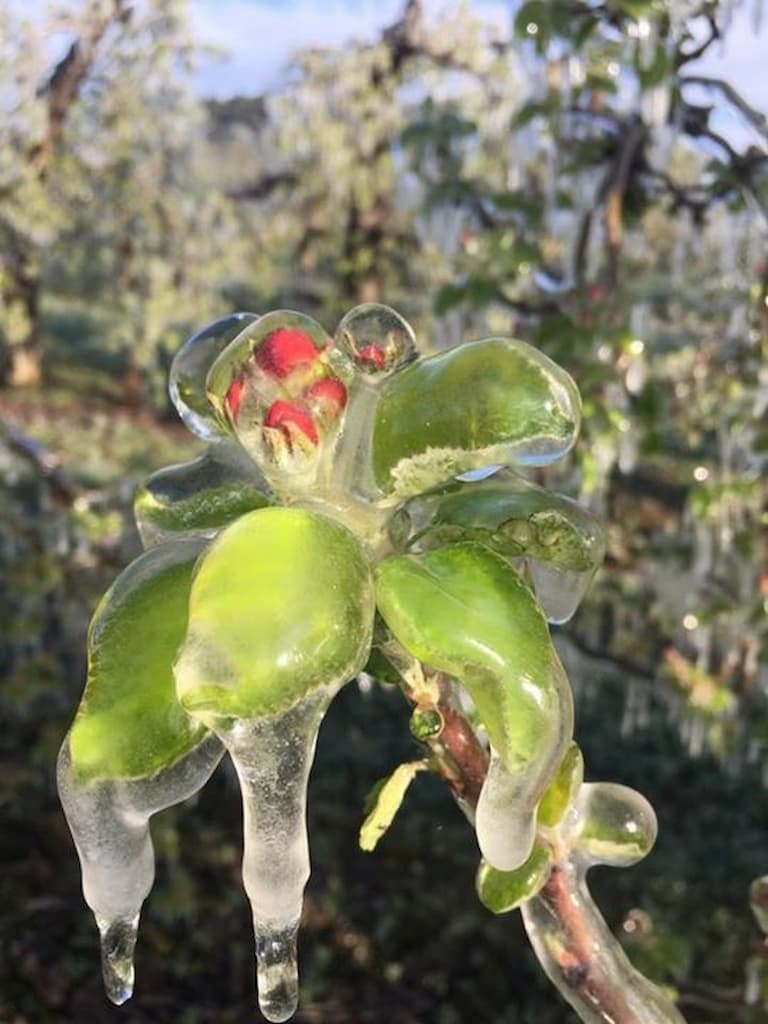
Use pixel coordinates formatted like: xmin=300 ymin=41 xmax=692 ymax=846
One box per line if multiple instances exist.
xmin=0 ymin=419 xmax=79 ymax=502
xmin=27 ymin=0 xmax=132 ymax=177
xmin=679 ymin=75 xmax=768 ymax=143
xmin=384 ymin=648 xmax=684 ymax=1022
xmin=675 ymin=14 xmax=720 ymax=68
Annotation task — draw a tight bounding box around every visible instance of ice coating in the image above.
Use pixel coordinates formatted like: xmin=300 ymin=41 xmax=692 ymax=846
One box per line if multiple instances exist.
xmin=134 ymin=440 xmax=271 ymax=548
xmin=205 ymin=311 xmax=349 ymax=485
xmin=521 ymin=857 xmax=686 ymax=1023
xmin=375 ymin=544 xmax=574 ymax=871
xmin=173 ymin=506 xmax=374 ymax=1017
xmin=475 ymin=654 xmax=574 ymax=871
xmin=570 ymin=783 xmax=658 ymax=867
xmin=371 ymin=338 xmax=582 ymax=499
xmin=335 ymin=302 xmax=417 ymax=376
xmin=211 ymin=690 xmax=334 ymax=1023
xmin=170 ymin=312 xmax=259 ymax=439
xmin=529 ymin=561 xmax=594 ymax=624
xmin=57 ymin=733 xmax=223 ymax=1003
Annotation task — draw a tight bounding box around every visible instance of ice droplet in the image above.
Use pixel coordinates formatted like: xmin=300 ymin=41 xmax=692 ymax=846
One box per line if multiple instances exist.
xmin=255 ymin=926 xmax=300 ymax=1023
xmin=57 ymin=733 xmax=223 ymax=1003
xmin=529 ymin=561 xmax=593 ymax=624
xmin=476 ymin=748 xmax=538 ymax=870
xmin=212 ymin=690 xmax=335 ymax=1023
xmin=571 ymin=783 xmax=657 ymax=867
xmin=170 ymin=313 xmax=259 ymax=439
xmin=96 ymin=913 xmax=139 ymax=1005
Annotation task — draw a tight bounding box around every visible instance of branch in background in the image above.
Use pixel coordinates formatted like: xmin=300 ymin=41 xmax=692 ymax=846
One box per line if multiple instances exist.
xmin=493 ymin=286 xmax=561 ymax=318
xmin=226 ymin=171 xmax=299 ymax=201
xmin=28 ymin=0 xmax=132 ymax=177
xmin=679 ymin=75 xmax=768 ymax=143
xmin=600 ymin=117 xmax=647 ymax=287
xmin=674 ymin=13 xmax=720 ymax=68
xmin=0 ymin=419 xmax=78 ymax=502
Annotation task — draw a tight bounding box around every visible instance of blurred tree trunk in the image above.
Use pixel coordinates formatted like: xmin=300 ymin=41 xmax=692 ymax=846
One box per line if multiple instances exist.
xmin=1 ymin=0 xmax=130 ymax=387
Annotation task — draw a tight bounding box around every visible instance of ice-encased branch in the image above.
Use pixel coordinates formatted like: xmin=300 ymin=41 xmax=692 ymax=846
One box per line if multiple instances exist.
xmin=393 ymin=664 xmax=687 ymax=1024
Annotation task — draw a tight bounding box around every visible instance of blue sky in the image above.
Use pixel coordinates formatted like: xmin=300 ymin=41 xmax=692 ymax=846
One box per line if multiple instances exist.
xmin=188 ymin=0 xmax=767 ymax=144
xmin=189 ymin=0 xmax=506 ymax=96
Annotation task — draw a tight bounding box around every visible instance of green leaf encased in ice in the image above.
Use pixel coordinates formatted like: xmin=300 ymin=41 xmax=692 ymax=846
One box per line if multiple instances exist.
xmin=403 ymin=470 xmax=605 ymax=572
xmin=176 ymin=507 xmax=375 ymax=719
xmin=476 ymin=839 xmax=552 ymax=913
xmin=134 ymin=442 xmax=271 ymax=547
xmin=374 ymin=542 xmax=559 ymax=770
xmin=537 ymin=742 xmax=584 ymax=827
xmin=371 ymin=339 xmax=580 ymax=498
xmin=69 ymin=539 xmax=210 ymax=784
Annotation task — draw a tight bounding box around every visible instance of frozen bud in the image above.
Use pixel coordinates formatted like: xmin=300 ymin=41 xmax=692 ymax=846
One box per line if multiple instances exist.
xmin=336 ymin=303 xmax=417 ymax=377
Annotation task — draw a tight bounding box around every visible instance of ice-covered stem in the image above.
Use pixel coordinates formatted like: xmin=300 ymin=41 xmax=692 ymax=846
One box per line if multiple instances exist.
xmin=399 ymin=671 xmax=684 ymax=1024
xmin=407 ymin=672 xmax=488 ymax=816
xmin=522 ymin=853 xmax=685 ymax=1024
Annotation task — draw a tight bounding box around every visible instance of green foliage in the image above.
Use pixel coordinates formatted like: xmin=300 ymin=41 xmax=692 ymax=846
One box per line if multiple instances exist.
xmin=176 ymin=507 xmax=374 ymax=719
xmin=477 ymin=839 xmax=552 ymax=914
xmin=376 ymin=543 xmax=557 ymax=769
xmin=1 ymin=0 xmax=767 ymax=1019
xmin=70 ymin=541 xmax=210 ymax=782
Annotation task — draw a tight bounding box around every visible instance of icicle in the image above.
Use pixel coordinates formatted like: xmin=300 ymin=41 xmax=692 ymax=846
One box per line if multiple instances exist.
xmin=174 ymin=506 xmax=374 ymax=1020
xmin=528 ymin=560 xmax=594 ymax=624
xmin=213 ymin=691 xmax=333 ymax=1023
xmin=57 ymin=734 xmax=223 ymax=1004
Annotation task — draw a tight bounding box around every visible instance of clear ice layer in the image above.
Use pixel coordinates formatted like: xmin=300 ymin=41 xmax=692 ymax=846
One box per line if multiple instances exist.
xmin=134 ymin=440 xmax=271 ymax=548
xmin=211 ymin=690 xmax=336 ymax=1023
xmin=335 ymin=302 xmax=417 ymax=376
xmin=522 ymin=857 xmax=686 ymax=1023
xmin=57 ymin=733 xmax=223 ymax=1003
xmin=169 ymin=313 xmax=259 ymax=439
xmin=204 ymin=311 xmax=351 ymax=487
xmin=529 ymin=561 xmax=594 ymax=625
xmin=571 ymin=783 xmax=658 ymax=867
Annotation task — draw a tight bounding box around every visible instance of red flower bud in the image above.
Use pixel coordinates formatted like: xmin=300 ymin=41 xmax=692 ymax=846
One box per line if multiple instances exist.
xmin=225 ymin=376 xmax=246 ymax=422
xmin=255 ymin=328 xmax=320 ymax=379
xmin=264 ymin=400 xmax=318 ymax=448
xmin=357 ymin=344 xmax=387 ymax=371
xmin=305 ymin=377 xmax=347 ymax=412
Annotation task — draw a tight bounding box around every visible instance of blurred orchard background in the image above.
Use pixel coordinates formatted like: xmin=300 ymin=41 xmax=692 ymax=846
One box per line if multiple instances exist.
xmin=1 ymin=1 xmax=767 ymax=1021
